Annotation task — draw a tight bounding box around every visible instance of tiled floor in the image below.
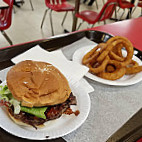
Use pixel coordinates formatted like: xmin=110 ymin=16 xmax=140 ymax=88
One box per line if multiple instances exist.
xmin=0 ymin=0 xmax=141 ymax=48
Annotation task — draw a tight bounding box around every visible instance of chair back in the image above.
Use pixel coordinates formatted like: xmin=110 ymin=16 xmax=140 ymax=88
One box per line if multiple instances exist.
xmin=45 ymin=0 xmax=66 ymax=8
xmin=138 ymin=0 xmax=142 ymax=5
xmin=97 ymin=0 xmax=118 ymax=22
xmin=117 ymin=0 xmax=134 ymax=9
xmin=0 ymin=0 xmax=14 ymax=30
xmin=117 ymin=0 xmax=126 ymax=6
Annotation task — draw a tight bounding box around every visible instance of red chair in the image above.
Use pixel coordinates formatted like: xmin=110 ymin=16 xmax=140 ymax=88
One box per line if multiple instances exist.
xmin=75 ymin=0 xmax=118 ymax=30
xmin=40 ymin=0 xmax=75 ymax=36
xmin=137 ymin=137 xmax=142 ymax=142
xmin=0 ymin=0 xmax=14 ymax=45
xmin=117 ymin=0 xmax=134 ymax=19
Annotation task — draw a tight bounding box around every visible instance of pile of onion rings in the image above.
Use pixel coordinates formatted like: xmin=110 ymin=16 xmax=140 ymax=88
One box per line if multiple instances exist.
xmin=82 ymin=36 xmax=142 ymax=80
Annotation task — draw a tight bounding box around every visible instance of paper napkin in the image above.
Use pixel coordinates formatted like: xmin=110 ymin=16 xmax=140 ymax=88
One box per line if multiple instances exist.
xmin=62 ymin=37 xmax=97 ymax=60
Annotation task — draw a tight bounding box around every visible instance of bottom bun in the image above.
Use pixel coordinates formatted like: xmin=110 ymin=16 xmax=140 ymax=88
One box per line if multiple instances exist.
xmin=7 ymin=111 xmax=45 ymax=128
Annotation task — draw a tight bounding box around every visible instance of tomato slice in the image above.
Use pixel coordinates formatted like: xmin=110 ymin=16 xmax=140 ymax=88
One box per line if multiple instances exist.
xmin=0 ymin=100 xmax=10 ymax=107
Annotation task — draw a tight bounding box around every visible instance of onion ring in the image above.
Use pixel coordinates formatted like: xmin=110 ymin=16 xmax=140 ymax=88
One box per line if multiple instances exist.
xmin=97 ymin=60 xmax=126 ymax=80
xmin=97 ymin=37 xmax=133 ymax=67
xmin=82 ymin=43 xmax=106 ymax=65
xmin=106 ymin=64 xmax=116 ymax=73
xmin=88 ymin=56 xmax=110 ymax=74
xmin=126 ymin=60 xmax=142 ymax=75
xmin=108 ymin=36 xmax=134 ymax=67
xmin=109 ymin=51 xmax=124 ymax=62
xmin=97 ymin=39 xmax=124 ymax=62
xmin=127 ymin=60 xmax=139 ymax=67
xmin=126 ymin=66 xmax=142 ymax=75
xmin=112 ymin=43 xmax=123 ymax=57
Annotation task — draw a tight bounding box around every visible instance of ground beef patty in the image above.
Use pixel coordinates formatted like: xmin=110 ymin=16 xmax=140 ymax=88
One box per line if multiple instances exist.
xmin=8 ymin=93 xmax=77 ymax=128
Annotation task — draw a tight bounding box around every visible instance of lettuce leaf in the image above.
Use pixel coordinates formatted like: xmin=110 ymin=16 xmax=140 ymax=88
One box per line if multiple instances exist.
xmin=0 ymin=85 xmax=12 ymax=101
xmin=21 ymin=106 xmax=47 ymax=119
xmin=0 ymin=85 xmax=47 ymax=119
xmin=0 ymin=85 xmax=20 ymax=114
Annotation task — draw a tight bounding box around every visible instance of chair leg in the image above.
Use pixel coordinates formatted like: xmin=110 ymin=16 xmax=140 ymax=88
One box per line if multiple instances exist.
xmin=61 ymin=11 xmax=68 ymax=27
xmin=102 ymin=0 xmax=105 ymax=4
xmin=21 ymin=0 xmax=24 ymax=5
xmin=29 ymin=0 xmax=34 ymax=11
xmin=103 ymin=20 xmax=106 ymax=24
xmin=13 ymin=6 xmax=16 ymax=13
xmin=49 ymin=10 xmax=54 ymax=36
xmin=114 ymin=8 xmax=117 ymax=20
xmin=41 ymin=9 xmax=49 ymax=29
xmin=119 ymin=9 xmax=125 ymax=20
xmin=91 ymin=23 xmax=96 ymax=28
xmin=72 ymin=11 xmax=74 ymax=20
xmin=95 ymin=0 xmax=98 ymax=9
xmin=139 ymin=8 xmax=142 ymax=17
xmin=1 ymin=31 xmax=13 ymax=45
xmin=128 ymin=9 xmax=132 ymax=18
xmin=131 ymin=6 xmax=136 ymax=15
xmin=117 ymin=7 xmax=121 ymax=12
xmin=125 ymin=8 xmax=132 ymax=19
xmin=77 ymin=20 xmax=84 ymax=30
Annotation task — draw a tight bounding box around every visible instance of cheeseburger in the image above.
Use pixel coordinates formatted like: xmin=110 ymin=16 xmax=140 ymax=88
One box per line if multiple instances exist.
xmin=0 ymin=60 xmax=79 ymax=128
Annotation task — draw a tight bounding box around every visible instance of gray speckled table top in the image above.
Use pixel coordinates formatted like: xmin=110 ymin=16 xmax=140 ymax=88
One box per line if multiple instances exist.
xmin=0 ymin=38 xmax=142 ymax=142
xmin=61 ymin=38 xmax=142 ymax=142
xmin=64 ymin=79 xmax=142 ymax=142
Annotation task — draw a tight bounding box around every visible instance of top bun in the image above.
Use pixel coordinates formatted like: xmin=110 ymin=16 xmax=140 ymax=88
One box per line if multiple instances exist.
xmin=6 ymin=60 xmax=71 ymax=107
